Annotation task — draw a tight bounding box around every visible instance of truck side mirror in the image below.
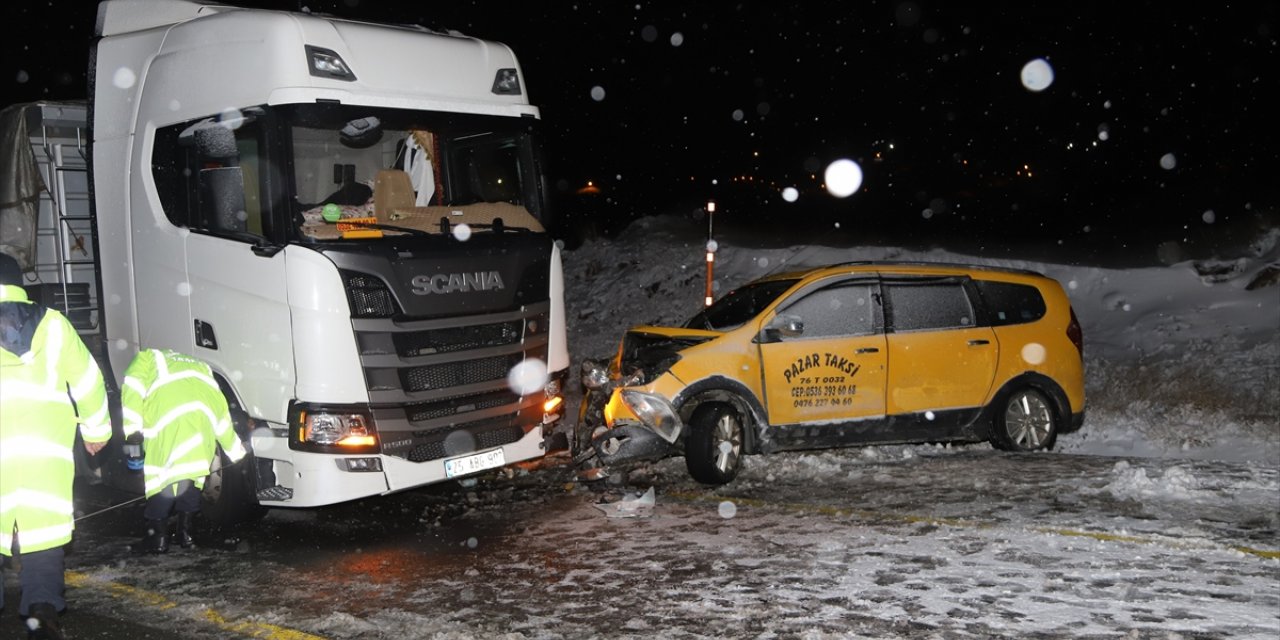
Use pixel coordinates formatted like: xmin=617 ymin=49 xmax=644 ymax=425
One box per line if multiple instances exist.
xmin=192 ymin=125 xmax=239 ymax=160
xmin=199 ymin=167 xmax=248 ymax=233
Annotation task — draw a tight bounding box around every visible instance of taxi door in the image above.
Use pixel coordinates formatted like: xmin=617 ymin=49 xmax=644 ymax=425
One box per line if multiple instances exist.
xmin=882 ymin=277 xmax=998 ymax=416
xmin=758 ymin=279 xmax=887 ymax=426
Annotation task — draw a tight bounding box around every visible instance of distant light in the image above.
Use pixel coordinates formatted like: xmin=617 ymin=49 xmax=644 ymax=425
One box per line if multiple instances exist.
xmin=782 ymin=187 xmax=799 ymax=202
xmin=1020 ymin=58 xmax=1054 ymax=92
xmin=824 ymin=159 xmax=863 ymax=198
xmin=706 ymin=200 xmax=716 ymax=213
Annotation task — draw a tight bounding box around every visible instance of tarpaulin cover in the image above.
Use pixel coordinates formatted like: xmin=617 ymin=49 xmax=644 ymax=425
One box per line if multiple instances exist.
xmin=0 ymin=102 xmax=45 ymax=270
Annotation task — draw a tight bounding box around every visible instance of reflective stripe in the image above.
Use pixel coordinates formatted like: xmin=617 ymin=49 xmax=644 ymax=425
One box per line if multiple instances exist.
xmin=146 ymin=401 xmax=223 ymax=439
xmin=0 ymin=520 xmax=75 ymax=549
xmin=165 ymin=433 xmax=206 ymax=466
xmin=0 ymin=436 xmax=76 ymax=464
xmin=0 ymin=379 xmax=75 ymax=404
xmin=123 ymin=376 xmax=147 ymax=395
xmin=70 ymin=361 xmax=101 ymax=400
xmin=0 ymin=488 xmax=75 ymax=518
xmin=144 ymin=460 xmax=215 ymax=494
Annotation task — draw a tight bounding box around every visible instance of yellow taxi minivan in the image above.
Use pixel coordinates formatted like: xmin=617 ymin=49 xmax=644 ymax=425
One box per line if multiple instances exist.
xmin=577 ymin=262 xmax=1085 ymax=484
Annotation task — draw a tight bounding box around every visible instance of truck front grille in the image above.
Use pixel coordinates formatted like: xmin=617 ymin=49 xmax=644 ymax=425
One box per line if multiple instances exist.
xmin=400 ymin=353 xmax=522 ymax=392
xmin=351 ymin=302 xmax=551 ymax=463
xmin=394 ymin=321 xmax=523 ymax=356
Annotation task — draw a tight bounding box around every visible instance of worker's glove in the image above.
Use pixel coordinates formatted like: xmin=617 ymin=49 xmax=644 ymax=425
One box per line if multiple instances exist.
xmin=123 ymin=432 xmax=144 ymax=471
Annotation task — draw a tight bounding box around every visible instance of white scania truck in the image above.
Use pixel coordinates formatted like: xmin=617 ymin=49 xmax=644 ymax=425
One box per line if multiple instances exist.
xmin=0 ymin=0 xmax=569 ymax=521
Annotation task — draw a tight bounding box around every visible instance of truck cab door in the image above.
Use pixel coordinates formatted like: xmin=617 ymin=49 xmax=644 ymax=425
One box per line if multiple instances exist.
xmin=183 ymin=124 xmax=295 ymax=422
xmin=147 ymin=115 xmax=295 ymax=423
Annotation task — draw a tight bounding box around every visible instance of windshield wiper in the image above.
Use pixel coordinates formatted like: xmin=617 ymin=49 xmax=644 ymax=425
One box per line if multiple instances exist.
xmin=335 ymin=220 xmax=434 ymax=237
xmin=437 ymin=217 xmax=531 ymax=234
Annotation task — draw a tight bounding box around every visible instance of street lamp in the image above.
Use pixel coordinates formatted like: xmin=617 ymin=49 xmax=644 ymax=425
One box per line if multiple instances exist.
xmin=704 ymin=200 xmax=716 ymax=307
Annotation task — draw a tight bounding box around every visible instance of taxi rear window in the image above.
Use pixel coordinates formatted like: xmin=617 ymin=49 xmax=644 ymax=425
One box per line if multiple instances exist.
xmin=974 ymin=280 xmax=1047 ymax=326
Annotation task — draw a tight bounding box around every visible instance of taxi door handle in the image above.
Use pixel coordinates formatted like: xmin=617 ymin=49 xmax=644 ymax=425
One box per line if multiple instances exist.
xmin=968 ymin=339 xmax=990 ymax=346
xmin=856 ymin=347 xmax=880 ymax=354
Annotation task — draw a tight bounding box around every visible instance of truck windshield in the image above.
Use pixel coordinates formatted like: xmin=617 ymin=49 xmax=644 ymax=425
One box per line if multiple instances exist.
xmin=279 ymin=103 xmax=548 ymax=241
xmin=684 ymin=278 xmax=800 ymax=331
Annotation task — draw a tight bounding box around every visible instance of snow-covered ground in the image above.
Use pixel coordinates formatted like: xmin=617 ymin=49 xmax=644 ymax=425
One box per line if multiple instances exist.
xmin=22 ymin=212 xmax=1279 ymax=640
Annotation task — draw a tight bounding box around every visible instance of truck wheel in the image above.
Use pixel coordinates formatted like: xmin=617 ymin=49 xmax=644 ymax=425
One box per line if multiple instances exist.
xmin=201 ymin=448 xmax=267 ymax=525
xmin=685 ymin=403 xmax=744 ymax=485
xmin=991 ymin=387 xmax=1059 ymax=452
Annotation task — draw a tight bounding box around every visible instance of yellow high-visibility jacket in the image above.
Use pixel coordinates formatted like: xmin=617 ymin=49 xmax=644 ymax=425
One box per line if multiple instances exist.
xmin=0 ymin=284 xmax=110 ymax=554
xmin=121 ymin=348 xmax=246 ymax=498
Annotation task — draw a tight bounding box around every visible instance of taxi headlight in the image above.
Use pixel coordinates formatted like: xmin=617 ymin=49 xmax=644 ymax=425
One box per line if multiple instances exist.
xmin=620 ymin=390 xmax=681 ymax=443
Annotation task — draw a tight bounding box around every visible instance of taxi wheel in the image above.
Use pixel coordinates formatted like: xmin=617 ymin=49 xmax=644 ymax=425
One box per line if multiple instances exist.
xmin=686 ymin=403 xmax=744 ymax=484
xmin=992 ymin=388 xmax=1058 ymax=452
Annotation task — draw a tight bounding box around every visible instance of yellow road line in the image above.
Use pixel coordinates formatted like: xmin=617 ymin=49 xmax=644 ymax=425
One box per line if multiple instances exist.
xmin=65 ymin=571 xmax=328 ymax=640
xmin=668 ymin=490 xmax=1280 ymax=560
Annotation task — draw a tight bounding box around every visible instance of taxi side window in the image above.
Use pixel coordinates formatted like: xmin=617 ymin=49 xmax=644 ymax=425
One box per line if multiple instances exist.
xmin=885 ymin=282 xmax=974 ymax=332
xmin=779 ymin=283 xmax=878 ymax=339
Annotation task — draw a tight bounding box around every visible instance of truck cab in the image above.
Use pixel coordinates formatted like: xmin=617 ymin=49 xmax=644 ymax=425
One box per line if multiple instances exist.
xmin=7 ymin=0 xmax=569 ymax=520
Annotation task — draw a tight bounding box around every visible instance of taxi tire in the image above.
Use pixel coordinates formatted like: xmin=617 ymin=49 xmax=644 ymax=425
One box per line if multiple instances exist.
xmin=685 ymin=403 xmax=744 ymax=485
xmin=991 ymin=387 xmax=1059 ymax=452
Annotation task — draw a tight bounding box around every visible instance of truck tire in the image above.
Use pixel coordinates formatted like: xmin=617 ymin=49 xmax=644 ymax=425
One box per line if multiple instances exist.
xmin=201 ymin=448 xmax=267 ymax=525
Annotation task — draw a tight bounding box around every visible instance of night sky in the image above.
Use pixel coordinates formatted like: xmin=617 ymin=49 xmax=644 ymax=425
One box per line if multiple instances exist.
xmin=5 ymin=1 xmax=1278 ymax=252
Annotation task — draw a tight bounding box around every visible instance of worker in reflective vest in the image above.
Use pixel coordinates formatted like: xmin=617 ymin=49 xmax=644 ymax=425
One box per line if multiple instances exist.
xmin=120 ymin=348 xmax=246 ymax=553
xmin=0 ymin=252 xmax=110 ymax=639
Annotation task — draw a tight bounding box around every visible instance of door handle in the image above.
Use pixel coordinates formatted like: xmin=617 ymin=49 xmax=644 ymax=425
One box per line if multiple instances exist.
xmin=968 ymin=339 xmax=990 ymax=346
xmin=856 ymin=347 xmax=880 ymax=354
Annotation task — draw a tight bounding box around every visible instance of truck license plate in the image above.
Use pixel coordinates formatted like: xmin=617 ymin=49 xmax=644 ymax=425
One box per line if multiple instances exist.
xmin=444 ymin=448 xmax=506 ymax=478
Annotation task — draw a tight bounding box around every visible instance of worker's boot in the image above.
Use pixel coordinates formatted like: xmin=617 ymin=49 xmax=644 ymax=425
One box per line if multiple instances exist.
xmin=26 ymin=602 xmax=64 ymax=640
xmin=134 ymin=518 xmax=169 ymax=554
xmin=174 ymin=511 xmax=196 ymax=549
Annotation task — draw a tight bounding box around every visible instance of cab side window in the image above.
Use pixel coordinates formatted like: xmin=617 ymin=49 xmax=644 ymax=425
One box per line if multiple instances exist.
xmin=778 ymin=282 xmax=878 ymax=339
xmin=152 ymin=114 xmax=269 ymax=239
xmin=884 ymin=281 xmax=974 ymax=332
xmin=973 ymin=280 xmax=1047 ymax=326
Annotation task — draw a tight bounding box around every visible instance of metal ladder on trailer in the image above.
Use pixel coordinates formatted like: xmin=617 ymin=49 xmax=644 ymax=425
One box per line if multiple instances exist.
xmin=30 ymin=102 xmax=101 ymax=334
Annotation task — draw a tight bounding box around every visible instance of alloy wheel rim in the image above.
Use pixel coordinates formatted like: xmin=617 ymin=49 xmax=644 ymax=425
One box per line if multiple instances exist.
xmin=713 ymin=413 xmax=742 ymax=473
xmin=1006 ymin=390 xmax=1053 ymax=448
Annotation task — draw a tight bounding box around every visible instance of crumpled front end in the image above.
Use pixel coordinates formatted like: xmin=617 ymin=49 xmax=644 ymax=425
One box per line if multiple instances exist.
xmin=575 ymin=327 xmax=716 ymax=468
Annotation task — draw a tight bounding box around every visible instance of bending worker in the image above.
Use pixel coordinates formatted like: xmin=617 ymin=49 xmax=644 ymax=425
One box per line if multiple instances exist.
xmin=120 ymin=348 xmax=246 ymax=553
xmin=1 ymin=251 xmax=111 ymax=640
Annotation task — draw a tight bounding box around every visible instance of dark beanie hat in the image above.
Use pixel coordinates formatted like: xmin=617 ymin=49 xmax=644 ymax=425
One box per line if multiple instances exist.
xmin=0 ymin=252 xmax=23 ymax=286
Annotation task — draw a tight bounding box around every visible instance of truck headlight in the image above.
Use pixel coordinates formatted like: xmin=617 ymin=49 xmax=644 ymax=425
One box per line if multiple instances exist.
xmin=620 ymin=390 xmax=681 ymax=443
xmin=292 ymin=406 xmax=380 ymax=453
